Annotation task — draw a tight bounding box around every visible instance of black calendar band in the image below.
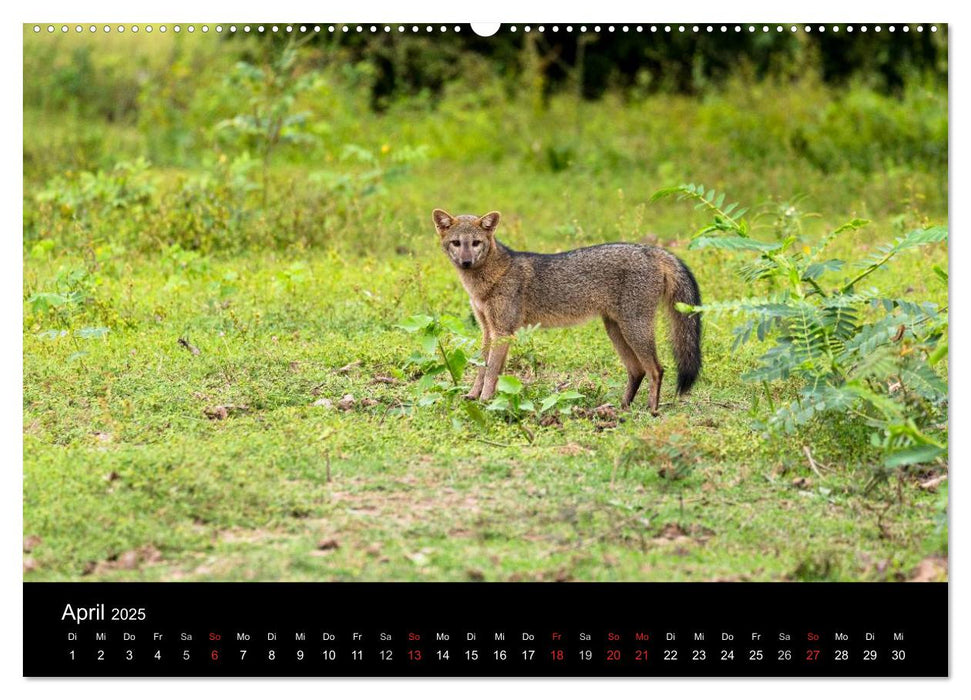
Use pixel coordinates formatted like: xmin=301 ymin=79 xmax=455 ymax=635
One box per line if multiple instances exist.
xmin=24 ymin=582 xmax=947 ymax=677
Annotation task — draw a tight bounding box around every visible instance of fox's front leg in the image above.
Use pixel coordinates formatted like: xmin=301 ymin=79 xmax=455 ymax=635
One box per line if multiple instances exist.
xmin=477 ymin=302 xmax=521 ymax=402
xmin=465 ymin=306 xmax=491 ymax=399
xmin=479 ymin=334 xmax=512 ymax=401
xmin=466 ymin=330 xmax=491 ymax=400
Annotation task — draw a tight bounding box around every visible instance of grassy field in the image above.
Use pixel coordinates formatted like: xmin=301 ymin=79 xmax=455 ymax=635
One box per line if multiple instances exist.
xmin=22 ymin=31 xmax=948 ymax=582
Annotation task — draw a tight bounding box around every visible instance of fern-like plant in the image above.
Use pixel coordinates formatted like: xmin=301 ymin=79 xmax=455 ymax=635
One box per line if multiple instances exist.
xmin=653 ymin=184 xmax=948 ymax=477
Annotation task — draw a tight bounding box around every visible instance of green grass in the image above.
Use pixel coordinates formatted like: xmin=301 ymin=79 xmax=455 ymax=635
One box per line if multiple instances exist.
xmin=22 ymin=33 xmax=948 ymax=582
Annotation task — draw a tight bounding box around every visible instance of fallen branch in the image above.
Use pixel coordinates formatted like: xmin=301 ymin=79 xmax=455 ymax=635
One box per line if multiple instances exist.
xmin=475 ymin=438 xmax=522 ymax=448
xmin=918 ymin=474 xmax=947 ymax=491
xmin=706 ymin=398 xmax=740 ymax=410
xmin=177 ymin=337 xmax=201 ymax=356
xmin=802 ymin=445 xmax=830 ymax=478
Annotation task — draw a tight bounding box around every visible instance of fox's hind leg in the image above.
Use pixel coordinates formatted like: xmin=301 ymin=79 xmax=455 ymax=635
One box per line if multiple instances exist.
xmin=603 ymin=317 xmax=645 ymax=409
xmin=617 ymin=316 xmax=664 ymax=416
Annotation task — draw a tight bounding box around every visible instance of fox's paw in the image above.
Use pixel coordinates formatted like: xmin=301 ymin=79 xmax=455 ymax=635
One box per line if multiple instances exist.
xmin=463 ymin=391 xmax=481 ymax=401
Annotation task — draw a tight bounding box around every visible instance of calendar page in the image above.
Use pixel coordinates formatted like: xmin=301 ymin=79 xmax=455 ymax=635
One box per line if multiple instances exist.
xmin=21 ymin=19 xmax=948 ymax=678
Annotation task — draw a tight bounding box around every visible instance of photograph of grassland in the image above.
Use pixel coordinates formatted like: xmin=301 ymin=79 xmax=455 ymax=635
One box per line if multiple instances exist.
xmin=23 ymin=25 xmax=947 ymax=582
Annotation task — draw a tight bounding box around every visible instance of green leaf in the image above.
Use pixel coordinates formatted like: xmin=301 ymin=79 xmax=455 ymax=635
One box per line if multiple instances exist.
xmin=416 ymin=393 xmax=440 ymax=407
xmin=895 ymin=225 xmax=948 ymax=251
xmin=341 ymin=144 xmax=377 ymax=164
xmin=30 ymin=240 xmax=55 ymax=258
xmin=802 ymin=259 xmax=845 ymax=281
xmin=486 ymin=396 xmax=510 ymax=411
xmin=446 ymin=347 xmax=469 ymax=380
xmin=518 ymin=399 xmax=535 ymax=413
xmin=438 ymin=315 xmax=467 ymax=334
xmin=689 ymin=236 xmax=781 ymax=252
xmin=804 ymin=219 xmax=870 ymax=264
xmin=75 ymin=327 xmax=109 ymax=339
xmin=832 ymin=218 xmax=871 ymax=234
xmin=496 ymin=375 xmax=523 ymax=395
xmin=845 ymin=383 xmax=905 ymax=420
xmin=28 ymin=292 xmax=72 ymax=313
xmin=884 ymin=444 xmax=946 ymax=468
xmin=36 ymin=329 xmax=68 ymax=340
xmin=539 ymin=395 xmax=559 ymax=413
xmin=649 ymin=186 xmax=689 ymax=203
xmin=462 ymin=401 xmax=489 ymax=428
xmin=396 ymin=314 xmax=434 ymax=333
xmin=416 ymin=368 xmax=445 ymax=390
xmin=419 ymin=331 xmax=439 ymax=355
xmin=850 ymin=346 xmax=896 ymax=381
xmin=898 ymin=361 xmax=947 ymax=401
xmin=928 ymin=341 xmax=948 ymax=367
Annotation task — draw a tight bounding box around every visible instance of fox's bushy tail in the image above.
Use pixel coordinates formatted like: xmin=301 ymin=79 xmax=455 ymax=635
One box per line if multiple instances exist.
xmin=664 ymin=255 xmax=702 ymax=394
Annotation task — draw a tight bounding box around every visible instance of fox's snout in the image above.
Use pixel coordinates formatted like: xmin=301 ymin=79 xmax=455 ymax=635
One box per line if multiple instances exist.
xmin=461 ymin=260 xmax=472 ymax=268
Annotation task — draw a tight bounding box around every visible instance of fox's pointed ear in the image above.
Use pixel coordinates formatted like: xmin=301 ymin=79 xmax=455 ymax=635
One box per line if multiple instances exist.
xmin=433 ymin=209 xmax=454 ymax=237
xmin=478 ymin=211 xmax=501 ymax=235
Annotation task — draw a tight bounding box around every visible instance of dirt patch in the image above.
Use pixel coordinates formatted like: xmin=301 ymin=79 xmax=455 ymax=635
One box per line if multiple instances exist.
xmin=204 ymin=404 xmax=249 ymax=420
xmin=650 ymin=522 xmax=715 ymax=547
xmin=909 ymin=556 xmax=947 ymax=582
xmin=558 ymin=442 xmax=593 ymax=457
xmin=573 ymin=404 xmax=621 ymax=430
xmin=83 ymin=545 xmax=164 ymax=576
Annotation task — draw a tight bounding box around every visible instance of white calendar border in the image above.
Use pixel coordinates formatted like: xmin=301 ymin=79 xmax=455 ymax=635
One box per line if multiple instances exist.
xmin=4 ymin=0 xmax=964 ymax=697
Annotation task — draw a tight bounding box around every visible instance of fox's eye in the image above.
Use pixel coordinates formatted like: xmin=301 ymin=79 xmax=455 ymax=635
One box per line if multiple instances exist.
xmin=471 ymin=240 xmax=481 ymax=247
xmin=450 ymin=240 xmax=460 ymax=247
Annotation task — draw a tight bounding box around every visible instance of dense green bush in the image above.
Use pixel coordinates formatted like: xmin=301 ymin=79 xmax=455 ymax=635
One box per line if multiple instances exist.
xmin=23 ymin=29 xmax=949 ymax=181
xmin=21 ymin=31 xmax=948 ymax=261
xmin=26 ymin=147 xmax=429 ymax=255
xmin=791 ymin=83 xmax=948 ymax=173
xmin=654 ymin=183 xmax=948 ymax=479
